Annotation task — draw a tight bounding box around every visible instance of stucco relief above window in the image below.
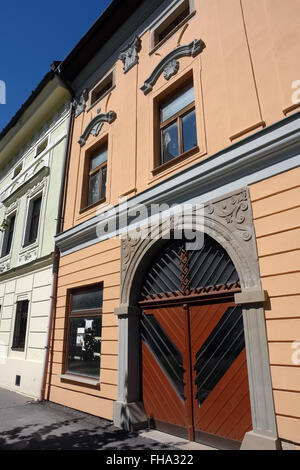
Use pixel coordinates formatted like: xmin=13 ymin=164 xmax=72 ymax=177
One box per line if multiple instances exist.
xmin=78 ymin=109 xmax=117 ymax=147
xmin=141 ymin=39 xmax=206 ymax=95
xmin=0 ymin=156 xmax=50 ymax=206
xmin=18 ymin=247 xmax=38 ymax=267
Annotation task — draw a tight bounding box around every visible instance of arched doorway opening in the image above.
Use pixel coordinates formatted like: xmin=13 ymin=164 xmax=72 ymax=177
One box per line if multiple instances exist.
xmin=114 ymin=192 xmax=279 ymax=450
xmin=138 ymin=235 xmax=252 ymax=449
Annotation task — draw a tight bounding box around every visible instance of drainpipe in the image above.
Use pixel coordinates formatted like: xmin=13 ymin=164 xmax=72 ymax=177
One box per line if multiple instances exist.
xmin=39 ymin=94 xmax=75 ymax=401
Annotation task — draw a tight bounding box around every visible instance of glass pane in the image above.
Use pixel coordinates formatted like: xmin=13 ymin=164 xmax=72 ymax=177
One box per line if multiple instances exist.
xmin=72 ymin=287 xmax=103 ymax=312
xmin=12 ymin=301 xmax=29 ymax=350
xmin=67 ymin=316 xmax=102 ymax=378
xmin=161 ymin=121 xmax=179 ymax=164
xmin=182 ymin=109 xmax=197 ymax=153
xmin=2 ymin=215 xmax=15 ymax=256
xmin=161 ymin=83 xmax=194 ymax=123
xmin=88 ymin=172 xmax=99 ymax=206
xmin=28 ymin=197 xmax=42 ymax=243
xmin=90 ymin=146 xmax=107 ymax=170
xmin=100 ymin=165 xmax=107 ymax=200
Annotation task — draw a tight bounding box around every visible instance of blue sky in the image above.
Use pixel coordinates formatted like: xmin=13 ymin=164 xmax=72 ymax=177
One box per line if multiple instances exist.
xmin=0 ymin=0 xmax=112 ymax=132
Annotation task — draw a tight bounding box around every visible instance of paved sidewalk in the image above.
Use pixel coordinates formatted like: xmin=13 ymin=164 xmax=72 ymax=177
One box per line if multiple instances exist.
xmin=0 ymin=388 xmax=212 ymax=451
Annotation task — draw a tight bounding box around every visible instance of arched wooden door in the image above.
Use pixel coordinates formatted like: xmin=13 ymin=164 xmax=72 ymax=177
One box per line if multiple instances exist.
xmin=139 ymin=237 xmax=252 ymax=449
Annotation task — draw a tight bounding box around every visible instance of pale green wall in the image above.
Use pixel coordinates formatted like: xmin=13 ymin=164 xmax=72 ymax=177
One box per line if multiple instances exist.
xmin=0 ymin=107 xmax=70 ymax=269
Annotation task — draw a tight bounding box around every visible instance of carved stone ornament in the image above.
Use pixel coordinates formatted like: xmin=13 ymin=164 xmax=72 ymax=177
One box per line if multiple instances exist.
xmin=163 ymin=59 xmax=180 ymax=80
xmin=0 ymin=260 xmax=10 ymax=273
xmin=78 ymin=110 xmax=117 ymax=147
xmin=73 ymin=89 xmax=89 ymax=118
xmin=206 ymin=190 xmax=252 ymax=242
xmin=18 ymin=248 xmax=38 ymax=266
xmin=141 ymin=39 xmax=206 ymax=95
xmin=119 ymin=188 xmax=260 ymax=306
xmin=119 ymin=36 xmax=142 ymax=74
xmin=26 ymin=176 xmax=47 ymax=199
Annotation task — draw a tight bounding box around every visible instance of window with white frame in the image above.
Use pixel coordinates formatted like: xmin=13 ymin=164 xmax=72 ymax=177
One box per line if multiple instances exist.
xmin=12 ymin=300 xmax=29 ymax=351
xmin=151 ymin=0 xmax=194 ymax=50
xmin=12 ymin=163 xmax=23 ymax=179
xmin=1 ymin=212 xmax=16 ymax=258
xmin=23 ymin=194 xmax=42 ymax=247
xmin=89 ymin=69 xmax=115 ymax=108
xmin=35 ymin=138 xmax=48 ymax=158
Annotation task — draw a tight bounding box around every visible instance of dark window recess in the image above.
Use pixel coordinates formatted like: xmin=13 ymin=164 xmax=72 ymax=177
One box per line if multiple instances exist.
xmin=12 ymin=163 xmax=22 ymax=179
xmin=15 ymin=375 xmax=21 ymax=386
xmin=91 ymin=73 xmax=113 ymax=106
xmin=87 ymin=145 xmax=107 ymax=207
xmin=141 ymin=312 xmax=185 ymax=401
xmin=66 ymin=285 xmax=103 ymax=379
xmin=194 ymin=306 xmax=245 ymax=406
xmin=1 ymin=215 xmax=15 ymax=257
xmin=12 ymin=300 xmax=29 ymax=351
xmin=140 ymin=235 xmax=239 ymax=300
xmin=155 ymin=1 xmax=190 ymax=45
xmin=159 ymin=81 xmax=197 ymax=166
xmin=36 ymin=139 xmax=48 ymax=158
xmin=24 ymin=196 xmax=42 ymax=246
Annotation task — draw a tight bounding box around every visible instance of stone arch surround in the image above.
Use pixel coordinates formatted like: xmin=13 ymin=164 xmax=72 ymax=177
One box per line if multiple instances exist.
xmin=114 ymin=188 xmax=280 ymax=450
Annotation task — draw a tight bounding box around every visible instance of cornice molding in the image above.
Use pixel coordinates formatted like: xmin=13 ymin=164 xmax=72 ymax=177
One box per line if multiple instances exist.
xmin=141 ymin=39 xmax=206 ymax=95
xmin=78 ymin=110 xmax=117 ymax=147
xmin=1 ymin=165 xmax=49 ymax=207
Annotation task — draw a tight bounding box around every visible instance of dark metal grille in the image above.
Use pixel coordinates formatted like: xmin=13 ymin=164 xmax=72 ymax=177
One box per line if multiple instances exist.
xmin=194 ymin=306 xmax=245 ymax=406
xmin=141 ymin=313 xmax=186 ymax=401
xmin=140 ymin=236 xmax=239 ymax=300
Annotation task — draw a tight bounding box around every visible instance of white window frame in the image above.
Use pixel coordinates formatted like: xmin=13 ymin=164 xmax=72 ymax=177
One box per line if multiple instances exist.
xmin=88 ymin=67 xmax=115 ymax=110
xmin=149 ymin=0 xmax=195 ymax=52
xmin=35 ymin=137 xmax=49 ymax=159
xmin=12 ymin=162 xmax=23 ymax=180
xmin=0 ymin=210 xmax=17 ymax=259
xmin=10 ymin=295 xmax=31 ymax=356
xmin=22 ymin=190 xmax=44 ymax=249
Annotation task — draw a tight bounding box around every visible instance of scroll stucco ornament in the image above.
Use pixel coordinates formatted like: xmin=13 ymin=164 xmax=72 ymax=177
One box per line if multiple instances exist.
xmin=78 ymin=110 xmax=117 ymax=147
xmin=141 ymin=39 xmax=206 ymax=94
xmin=73 ymin=89 xmax=89 ymax=118
xmin=163 ymin=59 xmax=180 ymax=80
xmin=119 ymin=36 xmax=142 ymax=73
xmin=206 ymin=190 xmax=252 ymax=241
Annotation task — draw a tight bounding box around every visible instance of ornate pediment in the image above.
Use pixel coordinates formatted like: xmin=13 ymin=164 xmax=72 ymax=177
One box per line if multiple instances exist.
xmin=141 ymin=39 xmax=206 ymax=95
xmin=78 ymin=110 xmax=117 ymax=147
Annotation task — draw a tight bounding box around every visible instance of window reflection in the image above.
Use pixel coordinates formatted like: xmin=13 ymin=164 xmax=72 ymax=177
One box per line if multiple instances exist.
xmin=67 ymin=317 xmax=102 ymax=378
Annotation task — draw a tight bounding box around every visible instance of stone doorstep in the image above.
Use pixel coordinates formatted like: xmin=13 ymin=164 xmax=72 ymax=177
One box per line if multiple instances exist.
xmin=138 ymin=429 xmax=217 ymax=451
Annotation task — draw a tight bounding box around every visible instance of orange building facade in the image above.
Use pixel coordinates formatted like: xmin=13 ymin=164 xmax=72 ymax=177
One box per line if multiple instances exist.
xmin=45 ymin=0 xmax=300 ymax=450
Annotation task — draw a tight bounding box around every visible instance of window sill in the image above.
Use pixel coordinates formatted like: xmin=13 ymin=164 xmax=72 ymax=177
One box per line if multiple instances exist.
xmin=152 ymin=145 xmax=199 ymax=176
xmin=79 ymin=198 xmax=106 ymax=214
xmin=59 ymin=374 xmax=100 ymax=387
